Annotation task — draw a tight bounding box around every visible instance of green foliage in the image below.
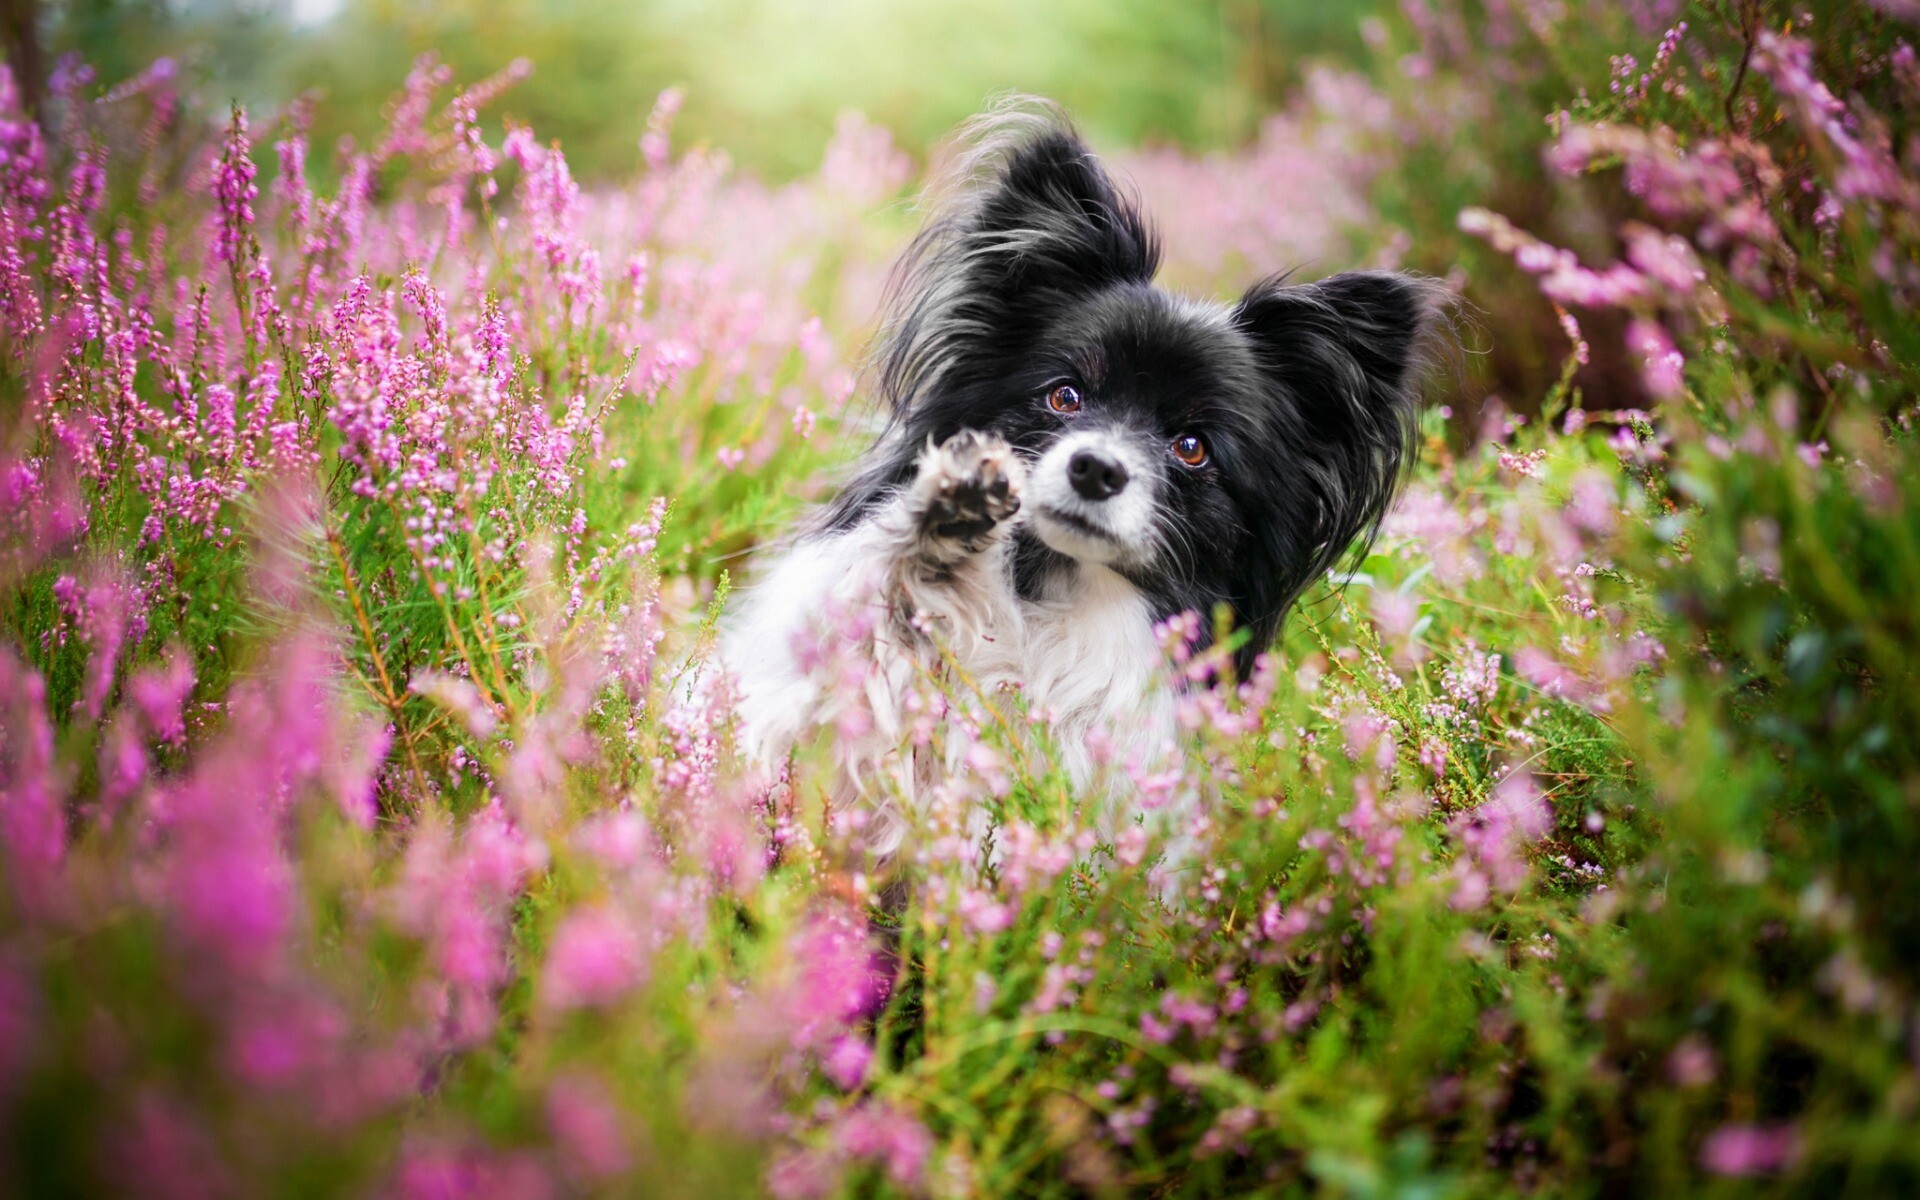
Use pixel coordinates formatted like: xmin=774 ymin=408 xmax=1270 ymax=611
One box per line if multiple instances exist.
xmin=45 ymin=0 xmax=1380 ymax=181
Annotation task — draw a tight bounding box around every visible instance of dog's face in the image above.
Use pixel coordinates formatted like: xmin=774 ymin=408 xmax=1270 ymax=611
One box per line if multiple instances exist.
xmin=956 ymin=291 xmax=1273 ymax=584
xmin=836 ymin=110 xmax=1438 ymax=675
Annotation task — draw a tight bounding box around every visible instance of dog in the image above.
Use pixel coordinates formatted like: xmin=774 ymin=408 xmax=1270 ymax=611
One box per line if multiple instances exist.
xmin=718 ymin=102 xmax=1441 ymax=866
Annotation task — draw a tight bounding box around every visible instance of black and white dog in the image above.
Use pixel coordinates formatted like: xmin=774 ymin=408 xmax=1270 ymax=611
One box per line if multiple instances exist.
xmin=720 ymin=104 xmax=1441 ymax=859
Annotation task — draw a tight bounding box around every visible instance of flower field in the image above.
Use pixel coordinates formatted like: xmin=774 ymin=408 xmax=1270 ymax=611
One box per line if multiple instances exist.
xmin=2 ymin=2 xmax=1918 ymax=1196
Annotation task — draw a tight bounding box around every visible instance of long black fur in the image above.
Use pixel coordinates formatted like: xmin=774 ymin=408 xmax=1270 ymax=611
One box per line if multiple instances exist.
xmin=827 ymin=109 xmax=1442 ymax=679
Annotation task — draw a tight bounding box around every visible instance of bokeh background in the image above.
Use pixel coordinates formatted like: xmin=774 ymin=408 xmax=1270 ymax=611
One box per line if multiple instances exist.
xmin=33 ymin=0 xmax=1371 ymax=181
xmin=19 ymin=0 xmax=1803 ymax=423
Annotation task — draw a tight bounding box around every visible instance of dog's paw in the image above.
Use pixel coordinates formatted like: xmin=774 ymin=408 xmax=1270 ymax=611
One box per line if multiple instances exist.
xmin=914 ymin=430 xmax=1024 ymax=547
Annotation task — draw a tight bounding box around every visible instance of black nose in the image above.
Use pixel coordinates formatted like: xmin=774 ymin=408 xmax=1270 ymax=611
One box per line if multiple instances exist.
xmin=1068 ymin=449 xmax=1129 ymax=500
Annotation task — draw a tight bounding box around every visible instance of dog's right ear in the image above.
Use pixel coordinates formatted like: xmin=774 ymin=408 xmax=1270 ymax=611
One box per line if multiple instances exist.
xmin=875 ymin=102 xmax=1160 ymax=413
xmin=1231 ymin=271 xmax=1442 ymax=609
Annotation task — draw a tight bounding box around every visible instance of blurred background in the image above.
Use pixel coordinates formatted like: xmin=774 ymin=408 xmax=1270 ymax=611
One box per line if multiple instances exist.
xmin=11 ymin=0 xmax=1376 ymax=180
xmin=23 ymin=0 xmax=1838 ymax=422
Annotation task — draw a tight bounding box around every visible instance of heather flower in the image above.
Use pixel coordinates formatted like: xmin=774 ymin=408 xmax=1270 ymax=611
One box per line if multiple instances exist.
xmin=1700 ymin=1123 xmax=1802 ymax=1177
xmin=227 ymin=993 xmax=347 ymax=1093
xmin=1448 ymin=772 xmax=1552 ymax=909
xmin=781 ymin=908 xmax=887 ymax=1049
xmin=820 ymin=1034 xmax=874 ymax=1091
xmin=1665 ymin=1034 xmax=1718 ymax=1087
xmin=1369 ymin=587 xmax=1419 ymax=642
xmin=389 ymin=803 xmax=542 ymax=1049
xmin=386 ymin=1138 xmax=555 ymax=1200
xmin=211 ymin=106 xmax=258 ymax=267
xmin=1564 ymin=470 xmax=1618 ymax=537
xmin=160 ymin=767 xmax=296 ymax=976
xmin=541 ymin=906 xmax=650 ymax=1012
xmin=109 ymin=1090 xmax=233 ymax=1200
xmin=0 ymin=654 xmax=66 ymax=911
xmin=1458 ymin=207 xmax=1654 ymax=310
xmin=1625 ymin=317 xmax=1685 ymax=400
xmin=766 ymin=1147 xmax=841 ymax=1200
xmin=547 ymin=1073 xmax=633 ymax=1183
xmin=1514 ymin=646 xmax=1603 ymax=710
xmin=818 ymin=111 xmax=912 ymax=207
xmin=834 ymin=1103 xmax=935 ymax=1190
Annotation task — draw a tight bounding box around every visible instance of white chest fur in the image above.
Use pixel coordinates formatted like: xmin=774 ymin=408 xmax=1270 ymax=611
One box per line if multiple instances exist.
xmin=720 ymin=528 xmax=1176 ymax=810
xmin=987 ymin=562 xmax=1175 ymax=783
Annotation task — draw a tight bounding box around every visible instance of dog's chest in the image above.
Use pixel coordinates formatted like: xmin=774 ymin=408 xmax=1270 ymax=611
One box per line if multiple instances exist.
xmin=982 ymin=564 xmax=1171 ymax=760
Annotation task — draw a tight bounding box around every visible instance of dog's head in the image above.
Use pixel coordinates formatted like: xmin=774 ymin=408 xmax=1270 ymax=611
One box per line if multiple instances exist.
xmin=839 ymin=101 xmax=1445 ymax=676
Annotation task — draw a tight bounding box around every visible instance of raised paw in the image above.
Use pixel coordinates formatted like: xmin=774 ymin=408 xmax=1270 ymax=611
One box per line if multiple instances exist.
xmin=915 ymin=430 xmax=1024 ymax=548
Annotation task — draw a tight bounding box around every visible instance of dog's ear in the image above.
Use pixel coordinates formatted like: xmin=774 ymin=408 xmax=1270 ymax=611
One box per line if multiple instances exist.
xmin=1231 ymin=270 xmax=1441 ymax=600
xmin=960 ymin=130 xmax=1159 ymax=302
xmin=875 ymin=111 xmax=1158 ymax=415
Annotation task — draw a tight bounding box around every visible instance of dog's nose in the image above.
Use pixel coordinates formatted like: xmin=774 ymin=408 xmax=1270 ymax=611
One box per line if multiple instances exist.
xmin=1067 ymin=449 xmax=1129 ymax=500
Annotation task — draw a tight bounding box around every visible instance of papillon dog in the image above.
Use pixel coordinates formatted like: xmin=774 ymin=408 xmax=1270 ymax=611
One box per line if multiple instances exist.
xmin=719 ymin=101 xmax=1442 ymax=863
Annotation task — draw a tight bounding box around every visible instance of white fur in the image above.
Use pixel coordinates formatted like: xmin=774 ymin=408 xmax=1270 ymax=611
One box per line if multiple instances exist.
xmin=1025 ymin=427 xmax=1161 ymax=569
xmin=718 ymin=432 xmax=1182 ymax=861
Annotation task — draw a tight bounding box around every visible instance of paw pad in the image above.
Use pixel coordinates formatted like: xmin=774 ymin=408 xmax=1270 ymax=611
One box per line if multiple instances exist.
xmin=919 ymin=430 xmax=1023 ymax=544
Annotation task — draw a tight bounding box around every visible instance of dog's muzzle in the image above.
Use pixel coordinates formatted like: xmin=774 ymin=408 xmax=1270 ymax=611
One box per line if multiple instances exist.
xmin=1030 ymin=430 xmax=1158 ymax=566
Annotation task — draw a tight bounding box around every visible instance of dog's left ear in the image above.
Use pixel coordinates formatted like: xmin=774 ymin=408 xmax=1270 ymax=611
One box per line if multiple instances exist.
xmin=1231 ymin=270 xmax=1442 ymax=598
xmin=874 ymin=105 xmax=1159 ymax=419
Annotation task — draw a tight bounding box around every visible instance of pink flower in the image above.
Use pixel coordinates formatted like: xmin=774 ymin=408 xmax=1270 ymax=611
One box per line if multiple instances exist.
xmin=388 ymin=1138 xmax=555 ymax=1200
xmin=542 ymin=907 xmax=649 ymax=1013
xmin=1369 ymin=588 xmax=1419 ymax=640
xmin=547 ymin=1073 xmax=633 ymax=1183
xmin=1564 ymin=471 xmax=1617 ymax=538
xmin=834 ymin=1104 xmax=934 ymax=1190
xmin=227 ymin=993 xmax=347 ymax=1093
xmin=1626 ymin=318 xmax=1685 ymax=400
xmin=1514 ymin=646 xmax=1602 ymax=709
xmin=210 ymin=106 xmax=258 ymax=266
xmin=0 ymin=655 xmax=65 ymax=910
xmin=129 ymin=649 xmax=196 ymax=746
xmin=1665 ymin=1035 xmax=1718 ymax=1087
xmin=821 ymin=1034 xmax=874 ymax=1091
xmin=1448 ymin=772 xmax=1552 ymax=908
xmin=767 ymin=1148 xmax=840 ymax=1200
xmin=818 ymin=111 xmax=912 ymax=207
xmin=110 ymin=1090 xmax=232 ymax=1200
xmin=1700 ymin=1123 xmax=1801 ymax=1176
xmin=784 ymin=910 xmax=886 ymax=1047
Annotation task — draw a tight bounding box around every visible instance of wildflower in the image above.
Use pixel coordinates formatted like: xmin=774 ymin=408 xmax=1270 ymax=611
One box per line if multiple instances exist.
xmin=1700 ymin=1124 xmax=1802 ymax=1177
xmin=1448 ymin=772 xmax=1552 ymax=909
xmin=548 ymin=1073 xmax=633 ymax=1183
xmin=1665 ymin=1034 xmax=1718 ymax=1087
xmin=1369 ymin=587 xmax=1419 ymax=640
xmin=211 ymin=107 xmax=258 ymax=266
xmin=834 ymin=1104 xmax=934 ymax=1190
xmin=821 ymin=1035 xmax=874 ymax=1091
xmin=786 ymin=910 xmax=886 ymax=1046
xmin=1625 ymin=318 xmax=1685 ymax=399
xmin=541 ymin=907 xmax=649 ymax=1013
xmin=0 ymin=656 xmax=65 ymax=910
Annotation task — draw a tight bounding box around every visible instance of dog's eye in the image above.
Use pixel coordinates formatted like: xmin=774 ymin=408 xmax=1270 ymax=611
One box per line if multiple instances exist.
xmin=1171 ymin=434 xmax=1208 ymax=467
xmin=1046 ymin=384 xmax=1083 ymax=414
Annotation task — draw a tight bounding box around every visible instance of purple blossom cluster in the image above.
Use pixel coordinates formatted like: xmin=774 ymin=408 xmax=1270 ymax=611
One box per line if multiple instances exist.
xmin=0 ymin=52 xmax=916 ymax=1196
